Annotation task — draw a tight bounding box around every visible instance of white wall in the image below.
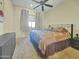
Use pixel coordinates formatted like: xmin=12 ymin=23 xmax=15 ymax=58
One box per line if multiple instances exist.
xmin=13 ymin=6 xmax=27 ymax=38
xmin=42 ymin=0 xmax=79 ymax=31
xmin=3 ymin=0 xmax=14 ymax=32
xmin=3 ymin=0 xmax=27 ymax=38
xmin=0 ymin=0 xmax=13 ymax=35
xmin=13 ymin=6 xmax=36 ymax=38
xmin=2 ymin=0 xmax=36 ymax=38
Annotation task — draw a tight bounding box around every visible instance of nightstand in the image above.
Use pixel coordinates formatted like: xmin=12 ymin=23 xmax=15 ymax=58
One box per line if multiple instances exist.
xmin=70 ymin=38 xmax=79 ymax=50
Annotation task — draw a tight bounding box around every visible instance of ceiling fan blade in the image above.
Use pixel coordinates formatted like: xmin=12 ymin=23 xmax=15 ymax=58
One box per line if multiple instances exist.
xmin=33 ymin=5 xmax=41 ymax=9
xmin=44 ymin=0 xmax=48 ymax=2
xmin=42 ymin=5 xmax=44 ymax=11
xmin=32 ymin=0 xmax=40 ymax=3
xmin=45 ymin=4 xmax=53 ymax=7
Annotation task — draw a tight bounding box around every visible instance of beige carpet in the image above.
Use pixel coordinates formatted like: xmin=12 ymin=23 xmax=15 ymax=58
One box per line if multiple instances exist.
xmin=12 ymin=37 xmax=41 ymax=59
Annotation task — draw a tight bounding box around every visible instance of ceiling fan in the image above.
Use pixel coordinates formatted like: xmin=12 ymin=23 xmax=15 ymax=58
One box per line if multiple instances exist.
xmin=32 ymin=0 xmax=53 ymax=11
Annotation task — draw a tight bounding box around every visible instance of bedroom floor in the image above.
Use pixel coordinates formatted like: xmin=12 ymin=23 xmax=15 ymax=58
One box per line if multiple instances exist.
xmin=12 ymin=37 xmax=41 ymax=59
xmin=12 ymin=37 xmax=79 ymax=59
xmin=48 ymin=47 xmax=79 ymax=59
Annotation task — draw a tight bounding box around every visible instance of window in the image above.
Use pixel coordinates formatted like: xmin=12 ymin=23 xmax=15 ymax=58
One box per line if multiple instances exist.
xmin=28 ymin=15 xmax=36 ymax=29
xmin=28 ymin=21 xmax=31 ymax=27
xmin=28 ymin=21 xmax=35 ymax=28
xmin=32 ymin=22 xmax=35 ymax=28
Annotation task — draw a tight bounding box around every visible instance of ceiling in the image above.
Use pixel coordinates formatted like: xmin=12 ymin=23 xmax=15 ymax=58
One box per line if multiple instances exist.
xmin=12 ymin=0 xmax=64 ymax=12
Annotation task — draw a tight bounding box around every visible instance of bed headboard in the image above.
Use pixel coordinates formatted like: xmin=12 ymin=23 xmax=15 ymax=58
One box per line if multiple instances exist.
xmin=71 ymin=24 xmax=73 ymax=39
xmin=52 ymin=24 xmax=71 ymax=32
xmin=51 ymin=24 xmax=75 ymax=39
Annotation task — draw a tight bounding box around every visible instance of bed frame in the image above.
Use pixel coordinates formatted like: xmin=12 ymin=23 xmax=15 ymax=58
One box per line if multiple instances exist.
xmin=30 ymin=24 xmax=74 ymax=59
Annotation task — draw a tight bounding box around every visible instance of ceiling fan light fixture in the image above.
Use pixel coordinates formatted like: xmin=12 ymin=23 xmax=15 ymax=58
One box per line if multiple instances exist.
xmin=30 ymin=4 xmax=33 ymax=7
xmin=33 ymin=0 xmax=53 ymax=11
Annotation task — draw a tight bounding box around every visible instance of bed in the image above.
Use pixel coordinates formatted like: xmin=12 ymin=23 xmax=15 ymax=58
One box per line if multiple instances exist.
xmin=30 ymin=24 xmax=79 ymax=59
